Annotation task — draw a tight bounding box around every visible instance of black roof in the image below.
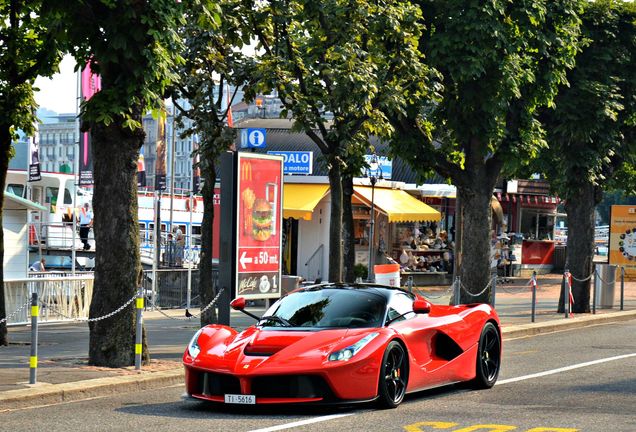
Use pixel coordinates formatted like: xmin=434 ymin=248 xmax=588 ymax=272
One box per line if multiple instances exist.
xmin=234 ymin=120 xmax=446 ymax=185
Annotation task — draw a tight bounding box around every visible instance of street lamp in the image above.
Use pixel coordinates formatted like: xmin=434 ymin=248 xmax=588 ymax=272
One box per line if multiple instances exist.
xmin=366 ymin=154 xmax=383 ymax=282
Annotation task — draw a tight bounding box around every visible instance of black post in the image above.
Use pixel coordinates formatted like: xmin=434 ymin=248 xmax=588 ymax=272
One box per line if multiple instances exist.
xmin=218 ymin=151 xmax=237 ymax=325
xmin=620 ymin=266 xmax=625 ymax=311
xmin=562 ymin=270 xmax=568 ymax=319
xmin=531 ymin=271 xmax=536 ymax=323
xmin=592 ymin=266 xmax=597 ymax=315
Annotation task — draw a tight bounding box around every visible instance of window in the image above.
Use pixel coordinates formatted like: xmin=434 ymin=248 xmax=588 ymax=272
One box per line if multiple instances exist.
xmin=191 ymin=224 xmax=202 ymax=246
xmin=386 ymin=293 xmax=415 ymax=324
xmin=45 ymin=187 xmax=59 ymax=204
xmin=64 ymin=188 xmax=73 ymax=204
xmin=7 ymin=184 xmax=25 ymax=197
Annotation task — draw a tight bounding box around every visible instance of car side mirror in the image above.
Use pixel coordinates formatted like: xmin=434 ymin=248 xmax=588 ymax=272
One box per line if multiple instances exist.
xmin=230 ymin=297 xmax=246 ymax=311
xmin=413 ymin=298 xmax=432 ymax=314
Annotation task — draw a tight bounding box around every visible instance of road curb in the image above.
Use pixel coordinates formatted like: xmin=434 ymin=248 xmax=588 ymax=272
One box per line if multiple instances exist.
xmin=0 ymin=368 xmax=184 ymax=411
xmin=502 ymin=309 xmax=636 ymax=339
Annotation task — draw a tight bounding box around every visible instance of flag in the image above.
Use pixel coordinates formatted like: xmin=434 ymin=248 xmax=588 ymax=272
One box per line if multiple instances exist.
xmin=227 ymin=84 xmax=234 ymax=128
xmin=192 ymin=133 xmax=201 ymax=194
xmin=28 ymin=122 xmax=41 ymax=182
xmin=154 ymin=103 xmax=167 ymax=191
xmin=79 ymin=61 xmax=101 ymax=185
xmin=137 ymin=146 xmax=146 ymax=188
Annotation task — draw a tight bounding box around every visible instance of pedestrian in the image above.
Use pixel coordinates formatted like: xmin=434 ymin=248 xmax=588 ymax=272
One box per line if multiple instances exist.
xmin=174 ymin=225 xmax=185 ymax=266
xmin=29 ymin=258 xmax=46 ymax=272
xmin=79 ymin=202 xmax=93 ymax=250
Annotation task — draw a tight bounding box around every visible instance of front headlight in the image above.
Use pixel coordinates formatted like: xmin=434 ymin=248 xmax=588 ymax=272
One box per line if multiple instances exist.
xmin=328 ymin=332 xmax=379 ymax=361
xmin=187 ymin=329 xmax=203 ymax=359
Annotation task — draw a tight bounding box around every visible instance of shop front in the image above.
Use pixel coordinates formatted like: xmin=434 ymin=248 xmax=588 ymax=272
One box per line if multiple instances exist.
xmin=352 ymin=184 xmax=445 ymax=285
xmin=496 ymin=180 xmax=561 ymax=274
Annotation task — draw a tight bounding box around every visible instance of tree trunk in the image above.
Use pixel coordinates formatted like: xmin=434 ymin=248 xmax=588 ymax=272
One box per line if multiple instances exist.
xmin=342 ymin=175 xmax=355 ymax=283
xmin=560 ymin=181 xmax=598 ymax=313
xmin=0 ymin=125 xmax=11 ymax=346
xmin=457 ymin=182 xmax=494 ymax=304
xmin=199 ymin=161 xmax=218 ymax=326
xmin=327 ymin=155 xmax=343 ymax=283
xmin=88 ymin=108 xmax=149 ymax=367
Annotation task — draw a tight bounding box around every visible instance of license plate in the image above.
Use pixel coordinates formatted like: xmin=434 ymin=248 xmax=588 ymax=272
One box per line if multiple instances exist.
xmin=224 ymin=394 xmax=256 ymax=404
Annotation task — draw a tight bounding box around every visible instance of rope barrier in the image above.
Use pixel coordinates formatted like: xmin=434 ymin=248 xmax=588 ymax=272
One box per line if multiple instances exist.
xmin=0 ymin=297 xmax=32 ymax=325
xmin=414 ymin=282 xmax=454 ymax=299
xmin=148 ymin=287 xmax=225 ymax=320
xmin=569 ymin=271 xmax=594 ymax=283
xmin=459 ymin=278 xmax=492 ymax=298
xmin=40 ymin=291 xmax=139 ymax=322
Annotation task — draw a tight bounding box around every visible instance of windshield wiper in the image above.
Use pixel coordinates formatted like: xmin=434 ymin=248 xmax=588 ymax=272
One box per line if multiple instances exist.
xmin=259 ymin=315 xmax=292 ymax=327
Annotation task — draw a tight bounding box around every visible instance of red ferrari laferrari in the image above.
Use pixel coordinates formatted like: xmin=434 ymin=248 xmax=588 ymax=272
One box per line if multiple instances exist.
xmin=183 ymin=283 xmax=501 ymax=408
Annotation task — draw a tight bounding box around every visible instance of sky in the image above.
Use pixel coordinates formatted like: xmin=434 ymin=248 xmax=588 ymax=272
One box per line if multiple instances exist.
xmin=34 ymin=55 xmax=78 ymax=115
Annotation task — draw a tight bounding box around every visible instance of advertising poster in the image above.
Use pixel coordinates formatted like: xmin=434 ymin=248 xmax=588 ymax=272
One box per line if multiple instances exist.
xmin=28 ymin=123 xmax=41 ymax=182
xmin=79 ymin=63 xmax=101 ymax=185
xmin=236 ymin=153 xmax=284 ymax=299
xmin=137 ymin=146 xmax=146 ymax=187
xmin=609 ymin=205 xmax=636 ymax=279
xmin=192 ymin=134 xmax=201 ymax=194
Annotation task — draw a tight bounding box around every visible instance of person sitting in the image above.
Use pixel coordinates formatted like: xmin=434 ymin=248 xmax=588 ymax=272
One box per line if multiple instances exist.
xmin=29 ymin=258 xmax=46 ymax=272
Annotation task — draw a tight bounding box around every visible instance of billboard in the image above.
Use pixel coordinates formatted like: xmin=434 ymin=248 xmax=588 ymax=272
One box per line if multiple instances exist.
xmin=609 ymin=205 xmax=636 ymax=279
xmin=28 ymin=123 xmax=41 ymax=182
xmin=235 ymin=153 xmax=283 ymax=299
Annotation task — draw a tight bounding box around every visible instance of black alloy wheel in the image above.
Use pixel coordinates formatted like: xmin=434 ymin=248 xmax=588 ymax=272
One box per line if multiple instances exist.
xmin=471 ymin=321 xmax=501 ymax=389
xmin=377 ymin=341 xmax=408 ymax=408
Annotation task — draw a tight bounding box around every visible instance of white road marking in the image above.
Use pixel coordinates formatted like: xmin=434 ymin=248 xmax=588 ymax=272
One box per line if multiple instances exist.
xmin=496 ymin=352 xmax=636 ymax=385
xmin=246 ymin=353 xmax=636 ymax=432
xmin=247 ymin=413 xmax=354 ymax=432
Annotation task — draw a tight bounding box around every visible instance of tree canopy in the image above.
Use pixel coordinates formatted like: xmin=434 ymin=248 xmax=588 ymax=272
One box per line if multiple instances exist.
xmin=390 ymin=0 xmax=583 ymax=301
xmin=536 ymin=0 xmax=636 ymax=312
xmin=245 ymin=0 xmax=434 ymax=282
xmin=46 ymin=0 xmax=185 ymax=366
xmin=0 ymin=0 xmax=64 ymax=345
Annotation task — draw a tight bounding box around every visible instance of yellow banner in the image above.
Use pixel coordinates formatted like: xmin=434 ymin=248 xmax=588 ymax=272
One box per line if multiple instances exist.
xmin=609 ymin=205 xmax=636 ymax=279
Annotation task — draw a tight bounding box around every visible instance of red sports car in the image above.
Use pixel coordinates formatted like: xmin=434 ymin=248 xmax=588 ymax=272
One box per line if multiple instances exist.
xmin=183 ymin=283 xmax=501 ymax=408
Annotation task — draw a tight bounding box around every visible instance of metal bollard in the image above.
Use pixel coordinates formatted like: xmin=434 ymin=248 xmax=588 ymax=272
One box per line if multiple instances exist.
xmin=454 ymin=276 xmax=461 ymax=306
xmin=563 ymin=269 xmax=569 ymax=319
xmin=620 ymin=267 xmax=625 ymax=311
xmin=29 ymin=292 xmax=39 ymax=384
xmin=135 ymin=286 xmax=144 ymax=370
xmin=407 ymin=275 xmax=413 ymax=293
xmin=491 ymin=275 xmax=497 ymax=308
xmin=531 ymin=271 xmax=537 ymax=323
xmin=592 ymin=267 xmax=597 ymax=315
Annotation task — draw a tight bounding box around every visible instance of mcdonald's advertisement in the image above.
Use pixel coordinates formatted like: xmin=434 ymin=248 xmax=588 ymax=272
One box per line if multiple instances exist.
xmin=609 ymin=205 xmax=636 ymax=279
xmin=235 ymin=153 xmax=284 ymax=299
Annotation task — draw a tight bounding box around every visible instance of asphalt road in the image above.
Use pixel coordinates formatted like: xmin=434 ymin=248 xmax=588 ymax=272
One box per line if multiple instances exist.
xmin=2 ymin=320 xmax=635 ymax=432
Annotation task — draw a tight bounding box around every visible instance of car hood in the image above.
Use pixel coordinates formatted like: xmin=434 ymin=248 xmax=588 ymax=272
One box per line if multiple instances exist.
xmin=190 ymin=326 xmax=380 ymax=374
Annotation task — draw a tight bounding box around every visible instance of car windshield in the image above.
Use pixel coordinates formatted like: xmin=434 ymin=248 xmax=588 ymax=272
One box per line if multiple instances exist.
xmin=261 ymin=288 xmax=387 ymax=328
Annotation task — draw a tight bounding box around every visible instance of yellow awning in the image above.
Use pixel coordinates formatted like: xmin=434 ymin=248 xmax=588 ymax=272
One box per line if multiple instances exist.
xmin=283 ymin=184 xmax=330 ymax=220
xmin=353 ymin=186 xmax=441 ymax=223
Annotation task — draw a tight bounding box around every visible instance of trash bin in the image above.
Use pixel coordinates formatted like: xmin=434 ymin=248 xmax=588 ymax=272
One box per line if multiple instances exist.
xmin=594 ymin=264 xmax=617 ymax=308
xmin=281 ymin=275 xmax=302 ymax=297
xmin=552 ymin=245 xmax=566 ymax=272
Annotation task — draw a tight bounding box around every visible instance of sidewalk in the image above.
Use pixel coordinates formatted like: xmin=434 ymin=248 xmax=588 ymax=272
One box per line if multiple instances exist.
xmin=1 ymin=273 xmax=635 ymax=411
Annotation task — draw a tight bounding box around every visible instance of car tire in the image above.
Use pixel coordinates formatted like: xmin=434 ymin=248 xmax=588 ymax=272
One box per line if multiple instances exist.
xmin=377 ymin=340 xmax=408 ymax=409
xmin=470 ymin=321 xmax=501 ymax=389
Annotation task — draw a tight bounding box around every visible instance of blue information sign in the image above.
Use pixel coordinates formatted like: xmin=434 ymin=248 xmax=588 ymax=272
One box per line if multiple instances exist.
xmin=241 ymin=128 xmax=267 ymax=148
xmin=267 ymin=151 xmax=313 ymax=175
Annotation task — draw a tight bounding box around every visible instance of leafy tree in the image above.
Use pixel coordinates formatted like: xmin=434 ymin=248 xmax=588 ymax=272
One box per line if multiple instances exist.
xmin=0 ymin=1 xmax=63 ymax=346
xmin=46 ymin=0 xmax=184 ymax=366
xmin=171 ymin=0 xmax=251 ymax=325
xmin=538 ymin=0 xmax=636 ymax=313
xmin=389 ymin=0 xmax=582 ymax=303
xmin=244 ymin=0 xmax=432 ymax=282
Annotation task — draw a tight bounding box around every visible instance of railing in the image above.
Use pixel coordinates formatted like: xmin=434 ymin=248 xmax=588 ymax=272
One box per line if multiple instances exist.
xmin=304 ymin=244 xmax=324 ymax=282
xmin=4 ymin=274 xmax=94 ymax=325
